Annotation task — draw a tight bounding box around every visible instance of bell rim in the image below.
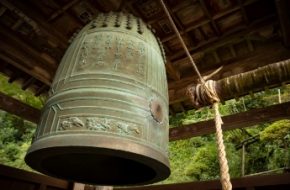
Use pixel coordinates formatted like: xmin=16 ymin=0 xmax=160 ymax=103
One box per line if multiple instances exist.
xmin=25 ymin=133 xmax=170 ymax=186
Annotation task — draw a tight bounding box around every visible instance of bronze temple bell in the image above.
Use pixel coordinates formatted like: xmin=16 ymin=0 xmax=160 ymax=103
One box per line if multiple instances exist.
xmin=25 ymin=12 xmax=170 ymax=185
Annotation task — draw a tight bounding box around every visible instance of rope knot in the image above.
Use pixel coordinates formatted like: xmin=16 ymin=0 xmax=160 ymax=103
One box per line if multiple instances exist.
xmin=186 ymin=80 xmax=220 ymax=108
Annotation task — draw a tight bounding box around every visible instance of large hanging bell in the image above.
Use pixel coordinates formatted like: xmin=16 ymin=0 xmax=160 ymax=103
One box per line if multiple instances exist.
xmin=25 ymin=12 xmax=170 ymax=185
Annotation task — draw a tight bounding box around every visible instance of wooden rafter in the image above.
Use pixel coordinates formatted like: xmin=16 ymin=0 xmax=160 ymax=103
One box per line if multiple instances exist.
xmin=0 ymin=43 xmax=53 ymax=86
xmin=276 ymin=0 xmax=290 ymax=47
xmin=21 ymin=77 xmax=36 ymax=90
xmin=0 ymin=25 xmax=58 ymax=69
xmin=160 ymin=4 xmax=242 ymax=44
xmin=169 ymin=14 xmax=276 ymax=60
xmin=48 ymin=0 xmax=81 ymax=21
xmin=238 ymin=0 xmax=249 ymax=25
xmin=3 ymin=0 xmax=68 ymax=49
xmin=165 ymin=59 xmax=181 ymax=81
xmin=199 ymin=0 xmax=221 ymax=36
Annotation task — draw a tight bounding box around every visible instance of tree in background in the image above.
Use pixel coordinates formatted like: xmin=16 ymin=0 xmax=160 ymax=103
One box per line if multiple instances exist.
xmin=260 ymin=119 xmax=290 ymax=169
xmin=0 ymin=112 xmax=35 ymax=171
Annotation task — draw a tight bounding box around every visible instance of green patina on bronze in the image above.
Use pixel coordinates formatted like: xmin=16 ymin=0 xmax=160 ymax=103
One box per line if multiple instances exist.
xmin=25 ymin=12 xmax=170 ymax=186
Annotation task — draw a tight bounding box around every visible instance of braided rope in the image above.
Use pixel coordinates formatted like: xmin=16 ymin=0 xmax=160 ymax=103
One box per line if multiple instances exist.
xmin=159 ymin=1 xmax=232 ymax=189
xmin=213 ymin=103 xmax=232 ymax=190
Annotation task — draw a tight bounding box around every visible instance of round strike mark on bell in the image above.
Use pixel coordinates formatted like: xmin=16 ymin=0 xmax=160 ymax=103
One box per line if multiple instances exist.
xmin=25 ymin=12 xmax=170 ymax=186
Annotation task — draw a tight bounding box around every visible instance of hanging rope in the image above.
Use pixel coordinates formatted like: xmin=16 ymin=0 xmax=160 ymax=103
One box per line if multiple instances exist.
xmin=213 ymin=102 xmax=232 ymax=190
xmin=159 ymin=1 xmax=232 ymax=190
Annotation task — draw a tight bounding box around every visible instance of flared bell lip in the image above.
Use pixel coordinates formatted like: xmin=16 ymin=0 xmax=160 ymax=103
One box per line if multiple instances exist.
xmin=25 ymin=133 xmax=170 ymax=186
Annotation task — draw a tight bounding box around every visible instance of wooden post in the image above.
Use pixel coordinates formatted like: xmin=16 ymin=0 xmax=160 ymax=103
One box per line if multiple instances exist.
xmin=241 ymin=144 xmax=245 ymax=176
xmin=278 ymin=89 xmax=282 ymax=103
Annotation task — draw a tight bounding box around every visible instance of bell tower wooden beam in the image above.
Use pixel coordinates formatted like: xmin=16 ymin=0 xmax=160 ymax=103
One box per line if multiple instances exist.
xmin=170 ymin=58 xmax=290 ymax=105
xmin=0 ymin=91 xmax=40 ymax=123
xmin=169 ymin=101 xmax=290 ymax=141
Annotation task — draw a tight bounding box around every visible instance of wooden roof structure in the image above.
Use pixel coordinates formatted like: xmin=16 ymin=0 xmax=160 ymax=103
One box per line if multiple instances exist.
xmin=1 ymin=0 xmax=290 ymax=114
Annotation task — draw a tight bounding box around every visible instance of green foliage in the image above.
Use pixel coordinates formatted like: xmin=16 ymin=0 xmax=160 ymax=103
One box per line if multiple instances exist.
xmin=0 ymin=74 xmax=45 ymax=109
xmin=165 ymin=136 xmax=213 ymax=183
xmin=184 ymin=142 xmax=241 ymax=181
xmin=169 ymin=106 xmax=214 ymax=128
xmin=245 ymin=141 xmax=269 ymax=173
xmin=266 ymin=144 xmax=287 ymax=169
xmin=258 ymin=119 xmax=290 ymax=169
xmin=0 ymin=111 xmax=35 ymax=171
xmin=260 ymin=119 xmax=290 ymax=141
xmin=185 ymin=142 xmax=219 ymax=180
xmin=164 ymin=86 xmax=290 ymax=184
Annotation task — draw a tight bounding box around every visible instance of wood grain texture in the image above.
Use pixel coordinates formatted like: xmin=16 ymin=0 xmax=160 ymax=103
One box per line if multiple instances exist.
xmin=0 ymin=91 xmax=40 ymax=123
xmin=169 ymin=101 xmax=290 ymax=141
xmin=115 ymin=173 xmax=290 ymax=190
